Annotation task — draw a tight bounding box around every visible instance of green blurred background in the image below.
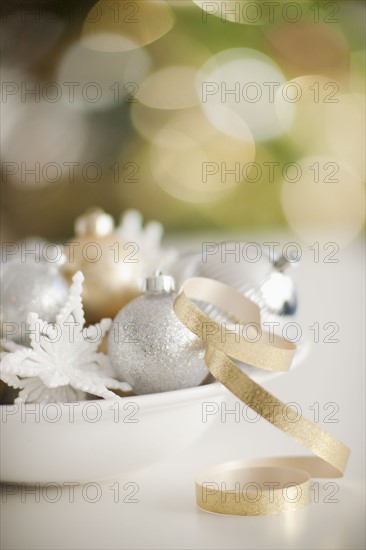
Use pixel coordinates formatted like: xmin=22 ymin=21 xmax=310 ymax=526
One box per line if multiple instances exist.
xmin=1 ymin=0 xmax=365 ymax=241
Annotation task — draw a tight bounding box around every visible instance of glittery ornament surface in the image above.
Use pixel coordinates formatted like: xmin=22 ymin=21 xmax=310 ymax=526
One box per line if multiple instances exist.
xmin=0 ymin=272 xmax=132 ymax=403
xmin=0 ymin=260 xmax=69 ymax=343
xmin=108 ymin=291 xmax=208 ymax=394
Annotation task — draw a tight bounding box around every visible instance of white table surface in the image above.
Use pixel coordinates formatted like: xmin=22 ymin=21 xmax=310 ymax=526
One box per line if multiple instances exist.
xmin=1 ymin=233 xmax=365 ymax=550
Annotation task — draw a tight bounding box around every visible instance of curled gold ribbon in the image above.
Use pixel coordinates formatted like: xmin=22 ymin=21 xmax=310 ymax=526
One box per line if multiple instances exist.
xmin=173 ymin=278 xmax=350 ymax=516
xmin=174 ymin=277 xmax=296 ymax=372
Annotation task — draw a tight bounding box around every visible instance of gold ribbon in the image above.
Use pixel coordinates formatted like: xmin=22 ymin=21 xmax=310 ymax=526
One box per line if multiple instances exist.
xmin=173 ymin=278 xmax=350 ymax=516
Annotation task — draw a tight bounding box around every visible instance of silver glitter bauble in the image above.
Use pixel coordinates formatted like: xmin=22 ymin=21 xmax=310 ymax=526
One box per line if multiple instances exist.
xmin=0 ymin=260 xmax=69 ymax=343
xmin=108 ymin=273 xmax=208 ymax=395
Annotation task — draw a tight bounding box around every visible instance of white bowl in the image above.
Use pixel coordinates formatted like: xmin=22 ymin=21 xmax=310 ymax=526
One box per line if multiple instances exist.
xmin=0 ymin=341 xmax=309 ymax=484
xmin=0 ymin=381 xmax=224 ymax=484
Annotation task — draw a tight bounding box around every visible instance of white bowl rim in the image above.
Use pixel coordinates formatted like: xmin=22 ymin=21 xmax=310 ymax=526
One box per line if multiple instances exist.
xmin=0 ymin=337 xmax=309 ymax=420
xmin=0 ymin=380 xmax=225 ymax=417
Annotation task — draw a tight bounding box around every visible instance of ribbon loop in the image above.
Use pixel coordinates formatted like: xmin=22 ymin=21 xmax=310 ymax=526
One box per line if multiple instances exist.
xmin=174 ymin=277 xmax=296 ymax=372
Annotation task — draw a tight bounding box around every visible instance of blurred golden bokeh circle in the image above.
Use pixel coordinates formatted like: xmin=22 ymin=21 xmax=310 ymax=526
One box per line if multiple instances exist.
xmin=275 ymin=75 xmax=344 ymax=150
xmin=149 ymin=107 xmax=255 ymax=203
xmin=281 ymin=156 xmax=365 ymax=246
xmin=197 ymin=48 xmax=294 ymax=142
xmin=136 ymin=66 xmax=200 ymax=110
xmin=81 ymin=0 xmax=175 ymax=52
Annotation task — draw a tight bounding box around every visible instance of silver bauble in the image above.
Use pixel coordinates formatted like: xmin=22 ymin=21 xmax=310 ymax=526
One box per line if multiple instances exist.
xmin=169 ymin=242 xmax=297 ymax=317
xmin=108 ymin=273 xmax=208 ymax=395
xmin=0 ymin=260 xmax=69 ymax=343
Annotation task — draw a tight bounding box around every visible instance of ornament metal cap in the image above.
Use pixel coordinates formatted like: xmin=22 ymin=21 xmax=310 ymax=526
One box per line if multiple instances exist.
xmin=75 ymin=208 xmax=114 ymax=237
xmin=273 ymin=254 xmax=296 ymax=272
xmin=144 ymin=271 xmax=176 ymax=293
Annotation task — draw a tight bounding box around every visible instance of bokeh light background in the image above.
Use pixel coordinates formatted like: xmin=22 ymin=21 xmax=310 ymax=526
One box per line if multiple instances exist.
xmin=1 ymin=0 xmax=365 ymax=244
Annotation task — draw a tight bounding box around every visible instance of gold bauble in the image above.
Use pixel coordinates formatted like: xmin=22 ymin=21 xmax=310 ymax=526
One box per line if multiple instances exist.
xmin=62 ymin=209 xmax=144 ymax=323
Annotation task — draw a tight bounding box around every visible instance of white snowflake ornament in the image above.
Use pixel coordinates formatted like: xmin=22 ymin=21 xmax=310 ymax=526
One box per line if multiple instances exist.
xmin=0 ymin=272 xmax=132 ymax=403
xmin=116 ymin=209 xmax=177 ymax=273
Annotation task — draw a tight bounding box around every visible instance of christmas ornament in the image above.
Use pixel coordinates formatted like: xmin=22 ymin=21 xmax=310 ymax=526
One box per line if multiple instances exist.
xmin=108 ymin=272 xmax=208 ymax=395
xmin=62 ymin=208 xmax=177 ymax=323
xmin=260 ymin=255 xmax=297 ymax=316
xmin=0 ymin=258 xmax=69 ymax=344
xmin=116 ymin=209 xmax=177 ymax=273
xmin=171 ymin=242 xmax=297 ymax=318
xmin=0 ymin=272 xmax=132 ymax=403
xmin=62 ymin=208 xmax=137 ymax=323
